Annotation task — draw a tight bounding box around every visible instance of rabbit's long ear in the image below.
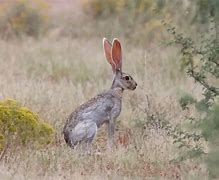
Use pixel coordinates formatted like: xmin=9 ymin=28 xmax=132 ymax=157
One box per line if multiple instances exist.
xmin=112 ymin=38 xmax=122 ymax=71
xmin=103 ymin=38 xmax=116 ymax=72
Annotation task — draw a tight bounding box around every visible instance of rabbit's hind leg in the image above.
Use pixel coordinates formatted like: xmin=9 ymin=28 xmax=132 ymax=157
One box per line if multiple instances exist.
xmin=71 ymin=120 xmax=97 ymax=153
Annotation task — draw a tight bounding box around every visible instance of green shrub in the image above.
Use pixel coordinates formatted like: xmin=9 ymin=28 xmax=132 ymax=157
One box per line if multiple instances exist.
xmin=0 ymin=0 xmax=49 ymax=38
xmin=0 ymin=99 xmax=54 ymax=154
xmin=165 ymin=13 xmax=219 ymax=178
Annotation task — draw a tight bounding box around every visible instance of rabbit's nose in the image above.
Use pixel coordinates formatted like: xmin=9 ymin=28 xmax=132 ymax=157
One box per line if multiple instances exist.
xmin=132 ymin=82 xmax=137 ymax=90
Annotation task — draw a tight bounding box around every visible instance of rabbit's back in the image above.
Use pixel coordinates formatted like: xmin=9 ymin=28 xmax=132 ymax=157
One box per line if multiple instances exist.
xmin=64 ymin=91 xmax=121 ymax=132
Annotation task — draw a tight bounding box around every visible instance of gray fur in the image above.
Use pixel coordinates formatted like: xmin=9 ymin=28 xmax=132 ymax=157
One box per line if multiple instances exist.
xmin=63 ymin=39 xmax=137 ymax=150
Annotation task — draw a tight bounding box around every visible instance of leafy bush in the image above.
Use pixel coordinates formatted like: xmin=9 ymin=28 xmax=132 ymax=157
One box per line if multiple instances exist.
xmin=0 ymin=0 xmax=49 ymax=38
xmin=0 ymin=99 xmax=54 ymax=157
xmin=165 ymin=14 xmax=219 ymax=178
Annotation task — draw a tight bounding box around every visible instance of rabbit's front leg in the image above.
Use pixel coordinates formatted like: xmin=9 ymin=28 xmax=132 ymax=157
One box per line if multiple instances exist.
xmin=107 ymin=117 xmax=115 ymax=150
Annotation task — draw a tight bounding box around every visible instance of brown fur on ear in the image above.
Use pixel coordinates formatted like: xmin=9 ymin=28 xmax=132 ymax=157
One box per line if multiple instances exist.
xmin=112 ymin=38 xmax=122 ymax=71
xmin=103 ymin=38 xmax=116 ymax=72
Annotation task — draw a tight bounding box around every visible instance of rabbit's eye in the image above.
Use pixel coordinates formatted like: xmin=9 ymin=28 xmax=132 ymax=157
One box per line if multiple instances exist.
xmin=124 ymin=76 xmax=130 ymax=81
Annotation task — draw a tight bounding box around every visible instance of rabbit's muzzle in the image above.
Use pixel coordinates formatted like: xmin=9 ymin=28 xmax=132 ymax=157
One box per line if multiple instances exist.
xmin=127 ymin=77 xmax=137 ymax=90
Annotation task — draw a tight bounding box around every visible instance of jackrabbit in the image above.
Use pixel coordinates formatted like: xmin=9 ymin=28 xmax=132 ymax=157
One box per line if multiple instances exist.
xmin=63 ymin=38 xmax=137 ymax=150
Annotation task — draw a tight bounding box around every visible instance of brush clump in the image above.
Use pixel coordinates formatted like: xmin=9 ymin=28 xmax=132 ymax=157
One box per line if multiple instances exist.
xmin=0 ymin=99 xmax=54 ymax=153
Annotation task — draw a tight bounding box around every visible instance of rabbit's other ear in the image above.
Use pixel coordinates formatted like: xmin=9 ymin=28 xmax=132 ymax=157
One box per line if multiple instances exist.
xmin=103 ymin=38 xmax=116 ymax=72
xmin=112 ymin=38 xmax=122 ymax=71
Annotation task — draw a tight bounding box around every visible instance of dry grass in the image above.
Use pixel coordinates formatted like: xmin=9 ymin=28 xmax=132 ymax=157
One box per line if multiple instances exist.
xmin=0 ymin=2 xmax=208 ymax=179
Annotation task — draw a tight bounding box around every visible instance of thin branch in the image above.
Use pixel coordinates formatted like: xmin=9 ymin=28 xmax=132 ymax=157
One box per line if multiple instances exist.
xmin=188 ymin=70 xmax=219 ymax=96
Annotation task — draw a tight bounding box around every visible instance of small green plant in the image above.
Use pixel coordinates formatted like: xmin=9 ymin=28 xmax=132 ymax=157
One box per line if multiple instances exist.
xmin=0 ymin=99 xmax=54 ymax=159
xmin=0 ymin=0 xmax=49 ymax=38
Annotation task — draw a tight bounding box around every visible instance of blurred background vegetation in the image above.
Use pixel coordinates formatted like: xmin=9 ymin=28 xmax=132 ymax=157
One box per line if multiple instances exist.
xmin=0 ymin=0 xmax=218 ymax=41
xmin=0 ymin=0 xmax=218 ymax=179
xmin=77 ymin=0 xmax=219 ymax=52
xmin=0 ymin=0 xmax=49 ymax=38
